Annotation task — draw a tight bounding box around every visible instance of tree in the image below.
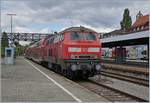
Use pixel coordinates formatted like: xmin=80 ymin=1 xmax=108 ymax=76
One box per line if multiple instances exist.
xmin=1 ymin=32 xmax=9 ymax=57
xmin=120 ymin=8 xmax=132 ymax=30
xmin=13 ymin=34 xmax=20 ymax=47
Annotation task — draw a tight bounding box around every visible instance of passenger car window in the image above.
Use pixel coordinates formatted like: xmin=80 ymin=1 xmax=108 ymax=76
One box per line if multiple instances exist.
xmin=70 ymin=33 xmax=82 ymax=40
xmin=34 ymin=42 xmax=39 ymax=48
xmin=53 ymin=35 xmax=59 ymax=43
xmin=86 ymin=33 xmax=96 ymax=41
xmin=53 ymin=34 xmax=64 ymax=43
xmin=46 ymin=37 xmax=54 ymax=46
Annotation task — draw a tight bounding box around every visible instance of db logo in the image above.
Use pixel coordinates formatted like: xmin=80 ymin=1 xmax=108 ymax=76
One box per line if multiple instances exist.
xmin=82 ymin=48 xmax=87 ymax=52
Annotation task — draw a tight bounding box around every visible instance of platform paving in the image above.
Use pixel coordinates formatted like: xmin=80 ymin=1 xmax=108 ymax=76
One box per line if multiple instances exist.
xmin=1 ymin=56 xmax=108 ymax=102
xmin=102 ymin=63 xmax=149 ymax=74
xmin=90 ymin=75 xmax=149 ymax=101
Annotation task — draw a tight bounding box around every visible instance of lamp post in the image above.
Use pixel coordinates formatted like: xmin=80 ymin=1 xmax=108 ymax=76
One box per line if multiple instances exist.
xmin=7 ymin=13 xmax=16 ymax=47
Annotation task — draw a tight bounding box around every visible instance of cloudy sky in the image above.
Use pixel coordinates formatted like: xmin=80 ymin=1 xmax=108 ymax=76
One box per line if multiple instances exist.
xmin=1 ymin=0 xmax=150 ymax=34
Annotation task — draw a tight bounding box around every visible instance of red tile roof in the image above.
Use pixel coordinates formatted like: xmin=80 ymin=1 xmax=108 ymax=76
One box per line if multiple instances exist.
xmin=132 ymin=15 xmax=149 ymax=28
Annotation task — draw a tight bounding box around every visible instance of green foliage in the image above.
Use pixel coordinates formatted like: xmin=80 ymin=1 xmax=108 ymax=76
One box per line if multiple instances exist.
xmin=14 ymin=41 xmax=19 ymax=47
xmin=120 ymin=8 xmax=132 ymax=30
xmin=1 ymin=32 xmax=9 ymax=57
xmin=1 ymin=32 xmax=29 ymax=57
xmin=15 ymin=45 xmax=28 ymax=56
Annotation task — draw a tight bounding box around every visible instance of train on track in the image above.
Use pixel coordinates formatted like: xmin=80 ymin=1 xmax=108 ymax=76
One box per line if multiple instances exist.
xmin=25 ymin=26 xmax=102 ymax=79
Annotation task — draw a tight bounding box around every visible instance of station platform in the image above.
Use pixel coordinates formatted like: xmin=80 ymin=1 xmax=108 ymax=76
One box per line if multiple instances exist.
xmin=102 ymin=58 xmax=149 ymax=68
xmin=102 ymin=63 xmax=149 ymax=74
xmin=1 ymin=56 xmax=108 ymax=102
xmin=90 ymin=75 xmax=149 ymax=101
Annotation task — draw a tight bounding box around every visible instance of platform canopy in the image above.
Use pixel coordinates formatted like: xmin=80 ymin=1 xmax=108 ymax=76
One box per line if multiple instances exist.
xmin=100 ymin=30 xmax=149 ymax=47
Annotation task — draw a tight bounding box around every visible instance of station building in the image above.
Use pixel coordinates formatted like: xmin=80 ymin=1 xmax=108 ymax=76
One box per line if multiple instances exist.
xmin=100 ymin=11 xmax=149 ymax=63
xmin=130 ymin=11 xmax=149 ymax=32
xmin=100 ymin=11 xmax=149 ymax=39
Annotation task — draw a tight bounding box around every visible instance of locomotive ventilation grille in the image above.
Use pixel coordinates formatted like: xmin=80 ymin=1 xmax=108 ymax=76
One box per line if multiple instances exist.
xmin=71 ymin=54 xmax=97 ymax=59
xmin=79 ymin=55 xmax=91 ymax=58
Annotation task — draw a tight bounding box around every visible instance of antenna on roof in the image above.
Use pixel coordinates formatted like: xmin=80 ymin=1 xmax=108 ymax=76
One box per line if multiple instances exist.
xmin=70 ymin=20 xmax=73 ymax=27
xmin=54 ymin=32 xmax=57 ymax=34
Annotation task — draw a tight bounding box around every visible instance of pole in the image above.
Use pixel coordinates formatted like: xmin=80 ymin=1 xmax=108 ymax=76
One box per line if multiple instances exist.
xmin=11 ymin=15 xmax=12 ymax=45
xmin=6 ymin=13 xmax=16 ymax=47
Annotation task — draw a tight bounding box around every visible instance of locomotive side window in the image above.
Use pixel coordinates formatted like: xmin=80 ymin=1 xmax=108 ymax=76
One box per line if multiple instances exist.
xmin=70 ymin=33 xmax=82 ymax=40
xmin=86 ymin=33 xmax=96 ymax=41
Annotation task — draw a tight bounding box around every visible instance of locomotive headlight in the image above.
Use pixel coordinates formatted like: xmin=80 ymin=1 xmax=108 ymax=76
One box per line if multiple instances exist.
xmin=88 ymin=48 xmax=100 ymax=52
xmin=71 ymin=64 xmax=77 ymax=71
xmin=95 ymin=64 xmax=101 ymax=71
xmin=68 ymin=47 xmax=81 ymax=52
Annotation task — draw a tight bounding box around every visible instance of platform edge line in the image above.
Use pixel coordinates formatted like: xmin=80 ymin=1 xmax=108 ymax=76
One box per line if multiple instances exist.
xmin=25 ymin=59 xmax=82 ymax=103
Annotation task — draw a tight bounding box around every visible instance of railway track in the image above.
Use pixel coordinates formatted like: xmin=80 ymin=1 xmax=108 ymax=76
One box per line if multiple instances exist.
xmin=30 ymin=58 xmax=148 ymax=101
xmin=100 ymin=69 xmax=149 ymax=87
xmin=102 ymin=63 xmax=149 ymax=76
xmin=77 ymin=80 xmax=148 ymax=102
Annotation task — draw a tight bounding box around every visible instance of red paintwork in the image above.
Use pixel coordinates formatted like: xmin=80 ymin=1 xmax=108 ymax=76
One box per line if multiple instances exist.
xmin=112 ymin=48 xmax=128 ymax=59
xmin=26 ymin=27 xmax=102 ymax=64
xmin=45 ymin=32 xmax=101 ymax=61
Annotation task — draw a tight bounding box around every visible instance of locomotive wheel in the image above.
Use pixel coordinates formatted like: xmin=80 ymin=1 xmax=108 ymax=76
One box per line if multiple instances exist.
xmin=41 ymin=62 xmax=48 ymax=67
xmin=82 ymin=74 xmax=89 ymax=80
xmin=62 ymin=69 xmax=67 ymax=76
xmin=56 ymin=65 xmax=61 ymax=74
xmin=53 ymin=64 xmax=58 ymax=73
xmin=67 ymin=69 xmax=75 ymax=80
xmin=82 ymin=71 xmax=89 ymax=80
xmin=48 ymin=62 xmax=52 ymax=69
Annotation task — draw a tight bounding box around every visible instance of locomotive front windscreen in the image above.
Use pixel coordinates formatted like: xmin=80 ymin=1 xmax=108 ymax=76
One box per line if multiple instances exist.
xmin=70 ymin=33 xmax=82 ymax=40
xmin=85 ymin=33 xmax=96 ymax=41
xmin=70 ymin=33 xmax=96 ymax=41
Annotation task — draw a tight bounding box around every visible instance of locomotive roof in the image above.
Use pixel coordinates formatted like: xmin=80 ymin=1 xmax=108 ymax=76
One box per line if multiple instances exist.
xmin=61 ymin=26 xmax=96 ymax=33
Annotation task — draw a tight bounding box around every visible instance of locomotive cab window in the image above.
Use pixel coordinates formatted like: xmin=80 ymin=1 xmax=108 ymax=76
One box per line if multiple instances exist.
xmin=86 ymin=33 xmax=96 ymax=41
xmin=70 ymin=33 xmax=82 ymax=40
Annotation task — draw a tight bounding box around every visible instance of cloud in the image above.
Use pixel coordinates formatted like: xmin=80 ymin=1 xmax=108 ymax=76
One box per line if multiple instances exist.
xmin=1 ymin=0 xmax=150 ymax=34
xmin=14 ymin=26 xmax=51 ymax=33
xmin=14 ymin=26 xmax=31 ymax=33
xmin=40 ymin=27 xmax=51 ymax=33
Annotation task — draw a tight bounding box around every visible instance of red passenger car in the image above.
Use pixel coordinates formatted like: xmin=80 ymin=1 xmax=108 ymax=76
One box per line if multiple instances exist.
xmin=26 ymin=26 xmax=102 ymax=79
xmin=25 ymin=35 xmax=53 ymax=62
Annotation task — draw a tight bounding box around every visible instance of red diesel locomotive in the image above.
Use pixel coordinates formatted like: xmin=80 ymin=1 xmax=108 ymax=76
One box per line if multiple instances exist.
xmin=25 ymin=26 xmax=102 ymax=79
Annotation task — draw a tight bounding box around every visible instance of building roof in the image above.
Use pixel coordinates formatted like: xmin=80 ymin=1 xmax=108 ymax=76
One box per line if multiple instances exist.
xmin=132 ymin=15 xmax=149 ymax=28
xmin=101 ymin=29 xmax=126 ymax=38
xmin=102 ymin=14 xmax=149 ymax=39
xmin=101 ymin=30 xmax=149 ymax=44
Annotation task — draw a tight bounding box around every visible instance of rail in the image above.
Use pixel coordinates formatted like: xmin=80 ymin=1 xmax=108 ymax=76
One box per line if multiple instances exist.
xmin=77 ymin=80 xmax=148 ymax=102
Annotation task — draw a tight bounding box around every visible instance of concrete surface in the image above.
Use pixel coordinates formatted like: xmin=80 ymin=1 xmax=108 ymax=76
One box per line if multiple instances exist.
xmin=1 ymin=56 xmax=108 ymax=102
xmin=91 ymin=75 xmax=149 ymax=101
xmin=102 ymin=63 xmax=149 ymax=74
